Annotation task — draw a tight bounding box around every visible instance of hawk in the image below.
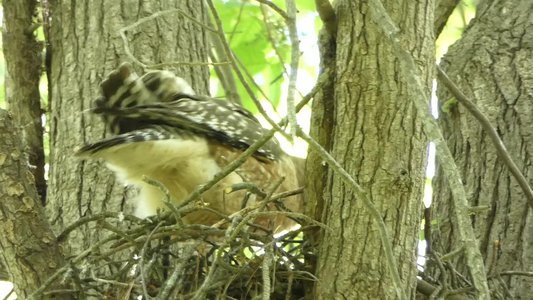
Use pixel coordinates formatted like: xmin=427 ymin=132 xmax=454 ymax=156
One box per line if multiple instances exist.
xmin=77 ymin=63 xmax=302 ymax=231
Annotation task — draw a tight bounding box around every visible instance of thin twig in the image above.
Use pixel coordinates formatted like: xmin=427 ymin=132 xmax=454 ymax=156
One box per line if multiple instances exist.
xmin=139 ymin=221 xmax=164 ymax=300
xmin=271 ymin=187 xmax=304 ymax=201
xmin=295 ymin=67 xmax=333 ymax=112
xmin=99 ymin=221 xmax=136 ymax=243
xmin=119 ymin=8 xmax=217 ymax=68
xmin=104 ymin=225 xmax=226 ymax=255
xmin=57 ymin=212 xmax=143 ymax=242
xmin=314 ymin=0 xmax=337 ymax=38
xmin=255 ymin=0 xmax=289 ymax=20
xmin=147 ymin=61 xmax=230 ymax=68
xmin=192 ymin=228 xmax=235 ymax=299
xmin=207 ymin=14 xmax=242 ymax=105
xmin=436 ymin=65 xmax=533 ymax=209
xmin=430 ymin=251 xmax=450 ymax=299
xmin=206 ymin=0 xmax=287 ymax=135
xmin=249 ymin=211 xmax=327 ymax=229
xmin=91 ymin=271 xmax=137 ymax=288
xmin=226 ymin=178 xmax=286 ymax=240
xmin=445 ymin=286 xmax=477 ymax=297
xmin=143 ymin=176 xmax=184 ymax=227
xmin=136 ymin=253 xmax=158 ymax=293
xmin=1 ymin=288 xmax=14 ymax=300
xmin=285 ymin=0 xmax=300 ymax=137
xmin=228 ymin=182 xmax=268 ymax=198
xmin=227 ymin=1 xmax=246 ymax=44
xmin=440 ymin=246 xmax=464 ymax=261
xmin=28 ymin=235 xmax=119 ymax=300
xmin=285 ymin=271 xmax=294 ymax=300
xmin=176 ymin=128 xmax=277 ymax=210
xmin=490 ymin=271 xmax=533 ymax=278
xmin=260 ymin=5 xmax=289 ymax=78
xmin=231 ymin=54 xmax=294 ymax=142
xmin=262 ymin=243 xmax=274 ymax=300
xmin=155 ymin=242 xmax=198 ymax=299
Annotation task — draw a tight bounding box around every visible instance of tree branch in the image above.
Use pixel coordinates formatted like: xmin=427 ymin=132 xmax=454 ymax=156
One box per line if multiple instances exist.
xmin=285 ymin=0 xmax=300 ymax=137
xmin=314 ymin=0 xmax=337 ymax=38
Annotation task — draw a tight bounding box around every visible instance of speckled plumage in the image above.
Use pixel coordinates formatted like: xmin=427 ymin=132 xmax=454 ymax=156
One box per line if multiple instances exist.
xmin=77 ymin=63 xmax=302 ymax=230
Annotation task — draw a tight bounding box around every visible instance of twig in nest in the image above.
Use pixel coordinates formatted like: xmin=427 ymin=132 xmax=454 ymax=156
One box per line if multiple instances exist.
xmin=90 ymin=270 xmax=136 ymax=288
xmin=28 ymin=235 xmax=120 ymax=299
xmin=227 ymin=182 xmax=268 ymax=199
xmin=139 ymin=221 xmax=164 ymax=299
xmin=156 ymin=242 xmax=199 ymax=300
xmin=143 ymin=176 xmax=184 ymax=227
xmin=430 ymin=251 xmax=449 ymax=299
xmin=440 ymin=246 xmax=464 ymax=261
xmin=262 ymin=243 xmax=274 ymax=300
xmin=57 ymin=212 xmax=143 ymax=242
xmin=491 ymin=270 xmax=533 ymax=278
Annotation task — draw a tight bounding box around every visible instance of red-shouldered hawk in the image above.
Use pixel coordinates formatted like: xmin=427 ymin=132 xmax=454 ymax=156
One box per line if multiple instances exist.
xmin=76 ymin=63 xmax=302 ymax=231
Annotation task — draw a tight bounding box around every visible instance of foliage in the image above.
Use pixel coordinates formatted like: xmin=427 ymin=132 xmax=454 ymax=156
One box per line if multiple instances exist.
xmin=212 ymin=0 xmax=318 ymax=112
xmin=436 ymin=0 xmax=477 ymax=58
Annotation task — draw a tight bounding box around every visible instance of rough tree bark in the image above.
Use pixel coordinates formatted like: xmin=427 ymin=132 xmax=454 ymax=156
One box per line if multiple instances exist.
xmin=2 ymin=0 xmax=46 ymax=203
xmin=0 ymin=110 xmax=70 ymax=299
xmin=430 ymin=1 xmax=533 ymax=298
xmin=45 ymin=0 xmax=210 ymax=253
xmin=307 ymin=0 xmax=434 ymax=298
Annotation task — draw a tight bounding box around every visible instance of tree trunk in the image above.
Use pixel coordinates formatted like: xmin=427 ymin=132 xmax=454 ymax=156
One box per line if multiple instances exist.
xmin=0 ymin=109 xmax=70 ymax=299
xmin=46 ymin=0 xmax=209 ymax=253
xmin=308 ymin=0 xmax=434 ymax=298
xmin=2 ymin=0 xmax=46 ymax=203
xmin=430 ymin=1 xmax=533 ymax=298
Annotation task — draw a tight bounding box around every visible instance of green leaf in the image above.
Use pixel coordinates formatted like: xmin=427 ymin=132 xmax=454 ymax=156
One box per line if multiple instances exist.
xmin=441 ymin=97 xmax=458 ymax=113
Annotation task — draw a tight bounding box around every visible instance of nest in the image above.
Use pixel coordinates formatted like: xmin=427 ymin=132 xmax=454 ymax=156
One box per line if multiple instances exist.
xmin=42 ymin=188 xmax=318 ymax=300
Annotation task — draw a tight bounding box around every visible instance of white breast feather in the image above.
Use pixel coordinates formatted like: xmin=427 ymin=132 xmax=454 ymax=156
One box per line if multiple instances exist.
xmin=93 ymin=138 xmax=242 ymax=218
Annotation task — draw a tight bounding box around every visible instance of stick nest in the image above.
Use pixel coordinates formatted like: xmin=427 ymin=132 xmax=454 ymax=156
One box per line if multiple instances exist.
xmin=44 ymin=190 xmax=318 ymax=300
